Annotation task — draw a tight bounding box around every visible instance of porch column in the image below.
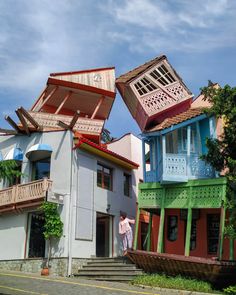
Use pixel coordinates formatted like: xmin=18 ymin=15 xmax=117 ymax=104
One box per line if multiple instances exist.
xmin=142 ymin=139 xmax=146 ymax=182
xmin=218 ymin=206 xmax=226 ymax=260
xmin=184 ymin=208 xmax=192 ymax=256
xmin=229 ymin=209 xmax=234 ymax=260
xmin=134 ymin=207 xmax=141 ymax=250
xmin=162 ymin=135 xmax=166 ymax=179
xmin=146 ymin=212 xmax=153 ymax=251
xmin=187 ymin=125 xmax=191 ymax=176
xmin=157 ymin=208 xmax=165 ymax=253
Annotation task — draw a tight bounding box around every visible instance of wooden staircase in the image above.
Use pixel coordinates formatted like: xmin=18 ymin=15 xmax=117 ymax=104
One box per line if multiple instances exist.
xmin=74 ymin=257 xmax=143 ymax=282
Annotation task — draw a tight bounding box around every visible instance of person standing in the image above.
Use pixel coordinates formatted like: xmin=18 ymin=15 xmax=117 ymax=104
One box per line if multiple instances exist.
xmin=119 ymin=212 xmax=135 ymax=255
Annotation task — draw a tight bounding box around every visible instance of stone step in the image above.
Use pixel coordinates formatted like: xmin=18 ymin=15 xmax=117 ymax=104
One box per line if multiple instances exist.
xmin=83 ymin=265 xmax=138 ymax=271
xmin=76 ymin=276 xmax=137 ymax=282
xmin=85 ymin=262 xmax=133 ymax=267
xmin=86 ymin=258 xmax=131 ymax=264
xmin=76 ymin=271 xmax=142 ymax=276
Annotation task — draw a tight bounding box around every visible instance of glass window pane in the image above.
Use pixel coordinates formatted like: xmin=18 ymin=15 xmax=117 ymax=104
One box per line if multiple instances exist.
xmin=32 ymin=158 xmax=50 ymax=181
xmin=167 ymin=216 xmax=178 ymax=241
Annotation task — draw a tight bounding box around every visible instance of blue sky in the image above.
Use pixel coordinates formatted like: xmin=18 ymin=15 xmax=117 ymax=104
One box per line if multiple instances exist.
xmin=0 ymin=0 xmax=236 ymax=138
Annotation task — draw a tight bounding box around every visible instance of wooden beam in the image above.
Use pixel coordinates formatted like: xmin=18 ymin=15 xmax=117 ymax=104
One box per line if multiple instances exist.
xmin=31 ymin=85 xmax=49 ymax=111
xmin=39 ymin=86 xmax=58 ymax=111
xmin=15 ymin=109 xmax=30 ymax=135
xmin=55 ymin=91 xmax=73 ymax=115
xmin=19 ymin=107 xmax=41 ymax=130
xmin=0 ymin=128 xmax=18 ymax=135
xmin=5 ymin=116 xmax=21 ymax=133
xmin=69 ymin=110 xmax=80 ymax=129
xmin=91 ymin=96 xmax=105 ymax=119
xmin=57 ymin=120 xmax=70 ymax=130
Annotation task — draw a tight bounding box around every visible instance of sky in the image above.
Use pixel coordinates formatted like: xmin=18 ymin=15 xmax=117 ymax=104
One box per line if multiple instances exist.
xmin=0 ymin=0 xmax=236 ymax=138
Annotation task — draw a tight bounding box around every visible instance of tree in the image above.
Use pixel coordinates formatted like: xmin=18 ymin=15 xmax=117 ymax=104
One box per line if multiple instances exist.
xmin=0 ymin=160 xmax=22 ymax=182
xmin=41 ymin=201 xmax=63 ymax=268
xmin=201 ymin=84 xmax=236 ymax=239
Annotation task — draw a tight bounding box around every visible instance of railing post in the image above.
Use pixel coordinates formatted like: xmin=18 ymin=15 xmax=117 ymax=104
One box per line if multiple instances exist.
xmin=12 ymin=185 xmax=18 ymax=203
xmin=42 ymin=178 xmax=48 ymax=192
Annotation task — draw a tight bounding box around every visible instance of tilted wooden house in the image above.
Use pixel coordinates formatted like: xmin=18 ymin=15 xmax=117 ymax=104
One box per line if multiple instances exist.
xmin=117 ymin=56 xmax=236 ymax=286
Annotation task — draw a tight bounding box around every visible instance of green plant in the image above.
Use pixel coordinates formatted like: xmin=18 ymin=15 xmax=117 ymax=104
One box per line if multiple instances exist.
xmin=41 ymin=201 xmax=63 ymax=268
xmin=132 ymin=274 xmax=221 ymax=293
xmin=223 ymin=285 xmax=236 ymax=294
xmin=0 ymin=160 xmax=22 ymax=181
xmin=201 ymin=84 xmax=236 ymax=239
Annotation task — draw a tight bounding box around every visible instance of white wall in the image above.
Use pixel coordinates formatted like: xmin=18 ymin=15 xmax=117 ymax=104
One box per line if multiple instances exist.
xmin=0 ymin=214 xmax=27 ymax=260
xmin=71 ymin=150 xmax=137 ymax=258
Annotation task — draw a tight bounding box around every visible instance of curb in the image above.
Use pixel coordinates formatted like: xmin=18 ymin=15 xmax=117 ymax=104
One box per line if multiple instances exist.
xmin=134 ymin=284 xmax=222 ymax=295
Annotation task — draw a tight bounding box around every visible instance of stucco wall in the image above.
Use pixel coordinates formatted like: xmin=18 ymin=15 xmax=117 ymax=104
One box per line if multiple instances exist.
xmin=0 ymin=213 xmax=27 ymax=260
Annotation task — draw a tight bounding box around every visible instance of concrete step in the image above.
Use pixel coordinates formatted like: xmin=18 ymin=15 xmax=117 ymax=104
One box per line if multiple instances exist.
xmin=77 ymin=270 xmax=143 ymax=276
xmin=77 ymin=276 xmax=138 ymax=282
xmin=82 ymin=265 xmax=138 ymax=271
xmin=85 ymin=262 xmax=134 ymax=267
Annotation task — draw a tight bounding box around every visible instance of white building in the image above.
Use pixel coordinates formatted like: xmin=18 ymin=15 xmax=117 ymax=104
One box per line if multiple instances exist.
xmin=0 ymin=67 xmax=142 ymax=275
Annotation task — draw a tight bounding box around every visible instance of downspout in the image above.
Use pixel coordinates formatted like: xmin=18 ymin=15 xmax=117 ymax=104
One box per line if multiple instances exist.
xmin=67 ymin=131 xmax=74 ymax=276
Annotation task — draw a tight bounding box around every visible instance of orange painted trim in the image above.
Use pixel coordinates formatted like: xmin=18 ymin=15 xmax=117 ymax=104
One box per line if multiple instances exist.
xmin=50 ymin=67 xmax=115 ymax=77
xmin=75 ymin=137 xmax=139 ymax=170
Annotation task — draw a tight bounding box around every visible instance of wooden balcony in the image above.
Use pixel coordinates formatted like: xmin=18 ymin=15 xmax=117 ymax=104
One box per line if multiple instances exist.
xmin=139 ymin=177 xmax=227 ymax=210
xmin=0 ymin=179 xmax=52 ymax=213
xmin=145 ymin=153 xmax=215 ymax=183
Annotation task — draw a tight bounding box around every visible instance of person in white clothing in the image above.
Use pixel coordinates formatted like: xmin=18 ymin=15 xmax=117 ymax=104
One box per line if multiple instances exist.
xmin=119 ymin=211 xmax=135 ymax=255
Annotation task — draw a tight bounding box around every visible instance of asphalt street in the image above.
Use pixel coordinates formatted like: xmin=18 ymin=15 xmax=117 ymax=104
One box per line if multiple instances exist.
xmin=0 ymin=271 xmax=162 ymax=295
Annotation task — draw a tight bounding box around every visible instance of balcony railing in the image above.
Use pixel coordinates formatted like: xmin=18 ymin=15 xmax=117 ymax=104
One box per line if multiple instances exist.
xmin=0 ymin=179 xmax=52 ymax=212
xmin=145 ymin=153 xmax=215 ymax=183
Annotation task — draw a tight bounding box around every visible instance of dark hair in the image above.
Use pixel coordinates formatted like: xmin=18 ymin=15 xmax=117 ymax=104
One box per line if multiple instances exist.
xmin=120 ymin=211 xmax=127 ymax=219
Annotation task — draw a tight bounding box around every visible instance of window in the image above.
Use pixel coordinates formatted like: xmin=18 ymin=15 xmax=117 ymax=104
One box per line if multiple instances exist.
xmin=97 ymin=163 xmax=112 ymax=190
xmin=179 ymin=125 xmax=197 ymax=153
xmin=150 ymin=64 xmax=176 ymax=86
xmin=141 ymin=222 xmax=149 ymax=250
xmin=134 ymin=77 xmax=157 ymax=96
xmin=167 ymin=215 xmax=178 ymax=241
xmin=32 ymin=157 xmax=51 ymax=181
xmin=123 ymin=173 xmax=131 ymax=197
xmin=207 ymin=214 xmax=220 ymax=254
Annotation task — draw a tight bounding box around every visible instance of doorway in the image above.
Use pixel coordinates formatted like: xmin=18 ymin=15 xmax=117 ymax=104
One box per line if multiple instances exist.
xmin=96 ymin=213 xmax=111 ymax=257
xmin=28 ymin=213 xmax=45 ymax=258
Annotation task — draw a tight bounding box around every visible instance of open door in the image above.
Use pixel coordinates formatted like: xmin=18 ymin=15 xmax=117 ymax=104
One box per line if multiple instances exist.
xmin=96 ymin=213 xmax=112 ymax=257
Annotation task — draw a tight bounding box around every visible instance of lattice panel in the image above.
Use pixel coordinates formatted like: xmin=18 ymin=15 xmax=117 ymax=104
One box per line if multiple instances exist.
xmin=141 ymin=89 xmax=175 ymax=115
xmin=190 ymin=156 xmax=215 ymax=178
xmin=164 ymin=154 xmax=187 ymax=176
xmin=139 ymin=189 xmax=163 ymax=208
xmin=146 ymin=170 xmax=157 ymax=182
xmin=166 ymin=82 xmax=188 ymax=100
xmin=165 ymin=187 xmax=189 ymax=208
xmin=191 ymin=185 xmax=224 ymax=208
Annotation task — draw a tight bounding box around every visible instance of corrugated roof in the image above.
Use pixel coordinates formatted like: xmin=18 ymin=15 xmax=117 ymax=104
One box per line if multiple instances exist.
xmin=116 ymin=55 xmax=166 ymax=84
xmin=146 ymin=108 xmax=205 ymax=132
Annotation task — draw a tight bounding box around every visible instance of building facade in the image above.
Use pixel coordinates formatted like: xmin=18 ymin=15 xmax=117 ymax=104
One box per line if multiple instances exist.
xmin=116 ymin=55 xmax=235 ymax=261
xmin=0 ymin=67 xmax=141 ymax=275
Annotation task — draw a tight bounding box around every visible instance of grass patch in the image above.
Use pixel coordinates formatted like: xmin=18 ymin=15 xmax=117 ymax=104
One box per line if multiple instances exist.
xmin=132 ymin=274 xmax=222 ymax=294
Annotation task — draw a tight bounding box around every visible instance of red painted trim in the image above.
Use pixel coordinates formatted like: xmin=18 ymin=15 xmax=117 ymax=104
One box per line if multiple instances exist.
xmin=50 ymin=67 xmax=115 ymax=77
xmin=47 ymin=77 xmax=116 ymax=99
xmin=74 ymin=136 xmax=139 ymax=169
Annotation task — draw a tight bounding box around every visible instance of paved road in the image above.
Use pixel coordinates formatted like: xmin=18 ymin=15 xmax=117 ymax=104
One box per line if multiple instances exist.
xmin=0 ymin=271 xmax=162 ymax=295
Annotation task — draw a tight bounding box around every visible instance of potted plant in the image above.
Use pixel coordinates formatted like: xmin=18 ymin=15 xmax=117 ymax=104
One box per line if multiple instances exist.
xmin=41 ymin=201 xmax=63 ymax=275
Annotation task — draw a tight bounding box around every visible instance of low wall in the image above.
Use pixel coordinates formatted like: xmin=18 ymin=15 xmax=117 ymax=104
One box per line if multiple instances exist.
xmin=0 ymin=257 xmax=88 ymax=276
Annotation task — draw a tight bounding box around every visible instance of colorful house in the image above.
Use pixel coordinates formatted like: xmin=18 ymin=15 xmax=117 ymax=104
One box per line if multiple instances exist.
xmin=0 ymin=67 xmax=143 ymax=275
xmin=116 ymin=55 xmax=234 ymax=262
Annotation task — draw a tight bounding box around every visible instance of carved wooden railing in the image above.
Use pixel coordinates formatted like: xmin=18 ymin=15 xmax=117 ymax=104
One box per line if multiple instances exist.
xmin=0 ymin=179 xmax=52 ymax=209
xmin=145 ymin=154 xmax=215 ymax=183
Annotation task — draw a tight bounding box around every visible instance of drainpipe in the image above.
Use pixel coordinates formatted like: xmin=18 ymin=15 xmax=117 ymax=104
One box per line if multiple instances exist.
xmin=67 ymin=131 xmax=74 ymax=276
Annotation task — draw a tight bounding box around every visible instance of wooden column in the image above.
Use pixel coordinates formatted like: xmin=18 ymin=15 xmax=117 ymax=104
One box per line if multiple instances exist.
xmin=229 ymin=209 xmax=234 ymax=260
xmin=187 ymin=125 xmax=191 ymax=176
xmin=162 ymin=135 xmax=166 ymax=179
xmin=142 ymin=139 xmax=146 ymax=182
xmin=146 ymin=212 xmax=153 ymax=251
xmin=184 ymin=208 xmax=192 ymax=256
xmin=218 ymin=206 xmax=226 ymax=260
xmin=134 ymin=207 xmax=140 ymax=250
xmin=157 ymin=207 xmax=165 ymax=253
